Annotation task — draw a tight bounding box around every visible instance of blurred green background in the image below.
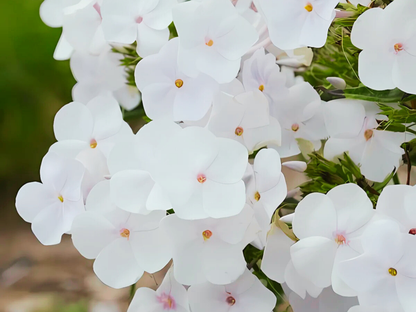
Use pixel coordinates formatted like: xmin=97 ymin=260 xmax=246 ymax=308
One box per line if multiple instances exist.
xmin=0 ymin=0 xmax=75 ymax=226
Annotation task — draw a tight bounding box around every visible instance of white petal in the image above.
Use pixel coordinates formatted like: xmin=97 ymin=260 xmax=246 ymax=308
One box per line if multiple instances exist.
xmin=71 ymin=211 xmax=118 ymax=259
xmin=31 ymin=202 xmax=67 ymax=245
xmin=54 ymin=102 xmax=94 ymax=142
xmin=292 ymin=193 xmax=337 ymax=240
xmin=203 ymin=180 xmax=246 ymax=218
xmin=93 ymin=238 xmax=144 ymax=288
xmin=110 ymin=170 xmax=155 ymax=213
xmin=16 ymin=182 xmax=57 ymax=222
xmin=290 ymin=237 xmax=338 ymax=288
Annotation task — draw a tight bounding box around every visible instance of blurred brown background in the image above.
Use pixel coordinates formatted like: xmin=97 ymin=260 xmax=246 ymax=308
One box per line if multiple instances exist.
xmin=0 ymin=1 xmax=138 ymax=311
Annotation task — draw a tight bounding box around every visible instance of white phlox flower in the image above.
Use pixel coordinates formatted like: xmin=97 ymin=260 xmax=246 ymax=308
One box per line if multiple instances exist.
xmin=262 ymin=223 xmax=323 ymax=299
xmin=39 ymin=0 xmax=81 ymax=60
xmin=270 ymin=82 xmax=327 ymax=158
xmin=207 ymin=90 xmax=281 ymax=154
xmin=127 ymin=267 xmax=190 ymax=312
xmin=159 ymin=206 xmax=255 ymax=285
xmin=187 ymin=268 xmax=276 ymax=312
xmin=257 ymin=0 xmax=339 ymax=50
xmin=71 ymin=180 xmax=172 ymax=289
xmin=375 ymin=184 xmax=416 ymax=235
xmin=16 ymin=152 xmax=85 ymax=246
xmin=173 ymin=0 xmax=259 ymax=83
xmin=241 ymin=48 xmax=288 ymax=104
xmin=351 ymin=0 xmax=416 ymax=94
xmin=290 ymin=183 xmax=374 ymax=295
xmin=153 ymin=125 xmax=248 ymax=220
xmin=62 ymin=0 xmax=109 ymax=55
xmin=50 ymin=96 xmax=132 ymax=197
xmin=243 ymin=148 xmax=287 ymax=248
xmin=70 ymin=49 xmax=141 ymax=111
xmin=338 ymin=219 xmax=416 ymax=312
xmin=323 ymin=99 xmax=408 ymax=182
xmin=101 ymin=0 xmax=177 ymax=57
xmin=135 ymin=38 xmax=219 ymax=121
xmin=284 ymin=285 xmax=358 ymax=312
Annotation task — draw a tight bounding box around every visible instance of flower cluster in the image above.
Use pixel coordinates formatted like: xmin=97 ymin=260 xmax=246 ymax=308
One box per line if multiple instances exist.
xmin=16 ymin=0 xmax=416 ymax=311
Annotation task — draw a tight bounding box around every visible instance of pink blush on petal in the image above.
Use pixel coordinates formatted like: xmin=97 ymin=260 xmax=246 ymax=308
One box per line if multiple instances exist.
xmin=157 ymin=293 xmax=176 ymax=310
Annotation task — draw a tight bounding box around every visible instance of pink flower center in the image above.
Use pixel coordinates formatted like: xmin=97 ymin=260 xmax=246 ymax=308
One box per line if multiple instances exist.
xmin=235 ymin=127 xmax=244 ymax=136
xmin=157 ymin=293 xmax=176 ymax=310
xmin=202 ymin=230 xmax=213 ymax=241
xmin=335 ymin=234 xmax=347 ymax=246
xmin=394 ymin=43 xmax=404 ymax=54
xmin=197 ymin=174 xmax=207 ymax=184
xmin=409 ymin=228 xmax=416 ymax=235
xmin=136 ymin=16 xmax=143 ymax=24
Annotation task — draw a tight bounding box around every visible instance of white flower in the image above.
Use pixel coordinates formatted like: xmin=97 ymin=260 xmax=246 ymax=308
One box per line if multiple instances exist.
xmin=257 ymin=0 xmax=339 ymax=50
xmin=160 ymin=206 xmax=254 ymax=285
xmin=71 ymin=180 xmax=171 ymax=289
xmin=323 ymin=99 xmax=408 ymax=182
xmin=153 ymin=125 xmax=248 ymax=220
xmin=351 ymin=0 xmax=416 ymax=93
xmin=338 ymin=219 xmax=416 ymax=311
xmin=173 ymin=0 xmax=258 ymax=83
xmin=245 ymin=148 xmax=287 ymax=235
xmin=70 ymin=49 xmax=141 ymax=111
xmin=284 ymin=285 xmax=358 ymax=312
xmin=290 ymin=184 xmax=374 ymax=295
xmin=187 ymin=269 xmax=276 ymax=312
xmin=101 ymin=0 xmax=176 ymax=57
xmin=135 ymin=38 xmax=219 ymax=121
xmin=128 ymin=268 xmax=190 ymax=312
xmin=241 ymin=48 xmax=288 ymax=104
xmin=348 ymin=305 xmax=403 ymax=312
xmin=62 ymin=0 xmax=108 ymax=55
xmin=375 ymin=185 xmax=416 ymax=235
xmin=270 ymin=82 xmax=327 ymax=158
xmin=262 ymin=223 xmax=323 ymax=299
xmin=207 ymin=91 xmax=281 ymax=154
xmin=16 ymin=152 xmax=85 ymax=245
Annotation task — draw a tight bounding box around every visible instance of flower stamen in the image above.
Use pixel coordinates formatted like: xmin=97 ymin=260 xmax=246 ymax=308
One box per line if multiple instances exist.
xmin=394 ymin=43 xmax=403 ymax=54
xmin=304 ymin=3 xmax=313 ymax=12
xmin=120 ymin=228 xmax=130 ymax=239
xmin=197 ymin=174 xmax=207 ymax=184
xmin=235 ymin=127 xmax=244 ymax=136
xmin=226 ymin=296 xmax=236 ymax=306
xmin=90 ymin=139 xmax=98 ymax=149
xmin=364 ymin=129 xmax=373 ymax=141
xmin=58 ymin=195 xmax=64 ymax=203
xmin=259 ymin=84 xmax=265 ymax=92
xmin=202 ymin=230 xmax=212 ymax=241
xmin=206 ymin=39 xmax=214 ymax=47
xmin=389 ymin=267 xmax=397 ymax=276
xmin=291 ymin=124 xmax=300 ymax=132
xmin=175 ymin=79 xmax=184 ymax=88
xmin=254 ymin=191 xmax=261 ymax=201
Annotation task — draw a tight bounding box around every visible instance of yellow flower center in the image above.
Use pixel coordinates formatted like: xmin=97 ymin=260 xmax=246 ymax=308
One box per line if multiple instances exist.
xmin=364 ymin=129 xmax=373 ymax=141
xmin=202 ymin=230 xmax=212 ymax=241
xmin=90 ymin=139 xmax=98 ymax=149
xmin=58 ymin=195 xmax=64 ymax=203
xmin=291 ymin=123 xmax=300 ymax=132
xmin=175 ymin=79 xmax=184 ymax=88
xmin=304 ymin=3 xmax=313 ymax=12
xmin=335 ymin=234 xmax=346 ymax=245
xmin=120 ymin=228 xmax=130 ymax=239
xmin=254 ymin=191 xmax=261 ymax=201
xmin=394 ymin=43 xmax=403 ymax=53
xmin=206 ymin=39 xmax=214 ymax=47
xmin=235 ymin=127 xmax=244 ymax=136
xmin=389 ymin=268 xmax=397 ymax=276
xmin=259 ymin=85 xmax=265 ymax=92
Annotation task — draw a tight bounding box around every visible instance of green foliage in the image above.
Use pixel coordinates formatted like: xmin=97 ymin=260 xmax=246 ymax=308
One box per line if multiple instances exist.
xmin=299 ymin=152 xmax=395 ymax=206
xmin=344 ymin=87 xmax=416 ymax=104
xmin=243 ymin=245 xmax=286 ymax=307
xmin=35 ymin=300 xmax=88 ymax=312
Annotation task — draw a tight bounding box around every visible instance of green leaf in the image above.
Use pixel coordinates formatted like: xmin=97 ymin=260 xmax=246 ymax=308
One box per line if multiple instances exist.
xmin=344 ymin=87 xmax=416 ymax=103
